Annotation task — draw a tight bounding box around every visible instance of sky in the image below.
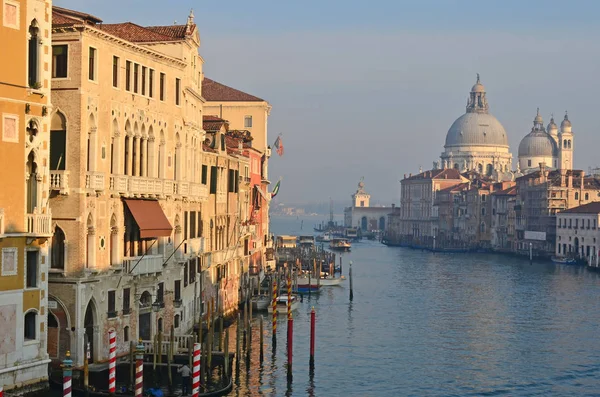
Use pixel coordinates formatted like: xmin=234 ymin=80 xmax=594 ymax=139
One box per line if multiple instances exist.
xmin=54 ymin=0 xmax=600 ymax=205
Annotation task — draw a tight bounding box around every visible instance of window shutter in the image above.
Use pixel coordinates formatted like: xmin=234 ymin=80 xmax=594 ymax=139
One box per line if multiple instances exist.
xmin=210 ymin=166 xmax=217 ymax=194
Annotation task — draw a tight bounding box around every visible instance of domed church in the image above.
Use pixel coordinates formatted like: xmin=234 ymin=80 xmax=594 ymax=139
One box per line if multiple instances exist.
xmin=517 ymin=110 xmax=574 ymax=174
xmin=438 ymin=74 xmax=513 ymax=179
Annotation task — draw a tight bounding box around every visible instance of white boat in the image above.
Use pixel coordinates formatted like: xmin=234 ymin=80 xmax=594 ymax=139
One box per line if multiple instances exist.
xmin=329 ymin=238 xmax=351 ymax=251
xmin=315 ymin=232 xmax=332 ymax=243
xmin=267 ymin=295 xmax=300 ymax=314
xmin=297 ymin=275 xmax=345 ymax=287
xmin=251 ymin=295 xmax=271 ymax=311
xmin=551 ymin=256 xmax=578 ymax=265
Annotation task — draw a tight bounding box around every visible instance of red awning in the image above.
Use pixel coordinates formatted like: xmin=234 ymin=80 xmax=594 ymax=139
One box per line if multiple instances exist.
xmin=123 ymin=199 xmax=172 ymax=238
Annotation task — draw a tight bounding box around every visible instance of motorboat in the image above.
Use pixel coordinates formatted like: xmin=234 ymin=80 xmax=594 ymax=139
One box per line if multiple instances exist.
xmin=251 ymin=295 xmax=271 ymax=311
xmin=551 ymin=256 xmax=578 ymax=265
xmin=315 ymin=232 xmax=332 ymax=243
xmin=297 ymin=274 xmax=344 ymax=287
xmin=329 ymin=238 xmax=351 ymax=251
xmin=267 ymin=294 xmax=300 ymax=314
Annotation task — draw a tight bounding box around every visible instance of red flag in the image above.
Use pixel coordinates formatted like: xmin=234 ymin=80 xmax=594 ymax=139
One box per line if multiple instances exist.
xmin=274 ymin=136 xmax=284 ymax=156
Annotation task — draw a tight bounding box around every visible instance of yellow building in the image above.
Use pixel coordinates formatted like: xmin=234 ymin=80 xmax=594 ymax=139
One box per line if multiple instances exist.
xmin=0 ymin=0 xmax=53 ymax=393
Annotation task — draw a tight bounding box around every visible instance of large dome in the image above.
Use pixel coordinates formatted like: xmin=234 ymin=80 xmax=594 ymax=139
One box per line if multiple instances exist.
xmin=445 ymin=112 xmax=509 ymax=148
xmin=518 ymin=131 xmax=558 ymax=157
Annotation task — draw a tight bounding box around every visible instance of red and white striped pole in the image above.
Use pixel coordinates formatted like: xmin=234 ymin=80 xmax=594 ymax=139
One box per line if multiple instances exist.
xmin=62 ymin=350 xmax=73 ymax=397
xmin=135 ymin=340 xmax=144 ymax=397
xmin=108 ymin=331 xmax=117 ymax=395
xmin=0 ymin=385 xmax=3 ymax=397
xmin=192 ymin=343 xmax=201 ymax=397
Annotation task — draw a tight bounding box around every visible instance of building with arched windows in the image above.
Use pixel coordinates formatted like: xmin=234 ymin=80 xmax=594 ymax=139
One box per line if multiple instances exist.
xmin=46 ymin=6 xmax=270 ymax=368
xmin=343 ymin=179 xmax=393 ymax=233
xmin=0 ymin=0 xmax=53 ymax=393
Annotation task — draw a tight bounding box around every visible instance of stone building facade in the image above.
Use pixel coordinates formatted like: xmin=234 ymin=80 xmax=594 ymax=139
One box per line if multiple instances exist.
xmin=45 ymin=6 xmax=264 ymax=367
xmin=555 ymin=202 xmax=600 ymax=264
xmin=344 ymin=180 xmax=391 ymax=232
xmin=0 ymin=0 xmax=53 ymax=393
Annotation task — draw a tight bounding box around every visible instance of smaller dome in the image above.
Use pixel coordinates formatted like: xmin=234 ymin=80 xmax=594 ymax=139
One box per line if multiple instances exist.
xmin=561 ymin=112 xmax=572 ymax=129
xmin=518 ymin=131 xmax=558 ymax=158
xmin=547 ymin=116 xmax=558 ymax=133
xmin=471 ymin=73 xmax=485 ymax=93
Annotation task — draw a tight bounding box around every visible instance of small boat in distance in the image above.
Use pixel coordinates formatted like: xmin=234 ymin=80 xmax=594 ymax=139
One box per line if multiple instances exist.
xmin=251 ymin=295 xmax=271 ymax=311
xmin=298 ymin=235 xmax=315 ymax=246
xmin=267 ymin=294 xmax=301 ymax=314
xmin=315 ymin=232 xmax=332 ymax=243
xmin=551 ymin=256 xmax=578 ymax=265
xmin=329 ymin=238 xmax=351 ymax=252
xmin=297 ymin=274 xmax=344 ymax=287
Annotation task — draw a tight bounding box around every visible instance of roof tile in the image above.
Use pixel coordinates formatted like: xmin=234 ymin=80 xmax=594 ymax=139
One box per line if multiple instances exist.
xmin=202 ymin=78 xmax=264 ymax=102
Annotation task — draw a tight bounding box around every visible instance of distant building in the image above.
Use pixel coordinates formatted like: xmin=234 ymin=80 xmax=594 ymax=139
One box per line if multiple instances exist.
xmin=344 ymin=180 xmax=391 ymax=231
xmin=555 ymin=202 xmax=600 ymax=264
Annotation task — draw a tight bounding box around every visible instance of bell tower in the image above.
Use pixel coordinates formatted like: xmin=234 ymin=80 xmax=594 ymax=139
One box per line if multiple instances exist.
xmin=558 ymin=112 xmax=573 ymax=170
xmin=352 ymin=178 xmax=370 ymax=208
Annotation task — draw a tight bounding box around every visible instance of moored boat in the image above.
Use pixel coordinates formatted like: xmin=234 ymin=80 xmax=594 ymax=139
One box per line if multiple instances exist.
xmin=267 ymin=294 xmax=301 ymax=314
xmin=315 ymin=232 xmax=332 ymax=243
xmin=251 ymin=295 xmax=271 ymax=311
xmin=329 ymin=238 xmax=351 ymax=251
xmin=551 ymin=256 xmax=578 ymax=265
xmin=297 ymin=275 xmax=344 ymax=287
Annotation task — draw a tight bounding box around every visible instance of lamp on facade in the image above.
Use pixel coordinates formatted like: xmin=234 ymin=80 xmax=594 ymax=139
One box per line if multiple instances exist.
xmin=152 ymin=299 xmax=161 ymax=313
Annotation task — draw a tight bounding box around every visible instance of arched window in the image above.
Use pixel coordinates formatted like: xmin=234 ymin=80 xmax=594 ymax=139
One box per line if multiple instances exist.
xmin=158 ymin=130 xmax=165 ymax=179
xmin=477 ymin=164 xmax=483 ymax=174
xmin=51 ymin=112 xmax=67 ymax=170
xmin=585 ymin=193 xmax=589 ymax=201
xmin=564 ymin=139 xmax=568 ymax=148
xmin=568 ymin=140 xmax=572 ymax=149
xmin=123 ymin=326 xmax=129 ymax=342
xmin=87 ymin=114 xmax=97 ymax=172
xmin=26 ymin=151 xmax=38 ymax=213
xmin=124 ymin=121 xmax=132 ymax=175
xmin=124 ymin=135 xmax=130 ymax=175
xmin=111 ymin=119 xmax=119 ymax=174
xmin=51 ymin=226 xmax=66 ymax=269
xmin=24 ymin=311 xmax=37 ymax=340
xmin=486 ymin=164 xmax=493 ymax=176
xmin=575 ymin=192 xmax=579 ymax=200
xmin=28 ymin=21 xmax=40 ymax=88
xmin=174 ymin=314 xmax=180 ymax=328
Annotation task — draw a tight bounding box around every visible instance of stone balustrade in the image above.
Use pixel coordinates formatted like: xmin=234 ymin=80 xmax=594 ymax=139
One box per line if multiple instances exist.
xmin=25 ymin=207 xmax=52 ymax=237
xmin=49 ymin=171 xmax=69 ymax=194
xmin=85 ymin=172 xmax=105 ymax=192
xmin=109 ymin=175 xmax=208 ymax=201
xmin=123 ymin=254 xmax=164 ymax=276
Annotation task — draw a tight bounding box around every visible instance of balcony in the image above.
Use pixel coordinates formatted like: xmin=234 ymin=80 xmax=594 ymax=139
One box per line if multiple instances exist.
xmin=49 ymin=171 xmax=69 ymax=194
xmin=25 ymin=207 xmax=52 ymax=237
xmin=186 ymin=237 xmax=206 ymax=256
xmin=86 ymin=172 xmax=105 ymax=193
xmin=109 ymin=176 xmax=208 ymax=201
xmin=123 ymin=254 xmax=164 ymax=276
xmin=0 ymin=208 xmax=4 ymax=237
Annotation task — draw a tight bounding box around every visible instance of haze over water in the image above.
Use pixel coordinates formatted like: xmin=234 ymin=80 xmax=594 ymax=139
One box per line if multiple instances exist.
xmin=227 ymin=215 xmax=600 ymax=396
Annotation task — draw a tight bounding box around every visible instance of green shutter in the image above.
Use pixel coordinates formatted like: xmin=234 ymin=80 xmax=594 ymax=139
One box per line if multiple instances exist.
xmin=210 ymin=166 xmax=217 ymax=194
xmin=202 ymin=165 xmax=208 ymax=184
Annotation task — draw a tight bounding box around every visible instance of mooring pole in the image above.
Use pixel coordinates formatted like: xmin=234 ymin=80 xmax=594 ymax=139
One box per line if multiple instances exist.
xmin=236 ymin=313 xmax=241 ymax=365
xmin=349 ymin=260 xmax=354 ymax=301
xmin=135 ymin=340 xmax=144 ymax=397
xmin=259 ymin=315 xmax=264 ymax=363
xmin=529 ymin=242 xmax=533 ymax=265
xmin=129 ymin=340 xmax=134 ymax=392
xmin=218 ymin=316 xmax=223 ymax=352
xmin=340 ymin=256 xmax=343 ymax=274
xmin=153 ymin=333 xmax=158 ymax=372
xmin=62 ymin=351 xmax=73 ymax=397
xmin=157 ymin=328 xmax=163 ymax=365
xmin=272 ymin=277 xmax=277 ymax=347
xmin=192 ymin=343 xmax=201 ymax=397
xmin=287 ymin=313 xmax=293 ymax=382
xmin=243 ymin=300 xmax=248 ymax=347
xmin=310 ymin=307 xmax=316 ymax=368
xmin=83 ymin=334 xmax=89 ymax=397
xmin=108 ymin=331 xmax=117 ymax=396
xmin=168 ymin=325 xmax=174 ymax=391
xmin=224 ymin=328 xmax=230 ymax=379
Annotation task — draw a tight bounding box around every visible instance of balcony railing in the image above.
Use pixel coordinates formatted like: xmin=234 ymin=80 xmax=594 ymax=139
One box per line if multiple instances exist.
xmin=123 ymin=254 xmax=164 ymax=276
xmin=109 ymin=176 xmax=208 ymax=201
xmin=86 ymin=172 xmax=105 ymax=192
xmin=49 ymin=171 xmax=69 ymax=194
xmin=0 ymin=208 xmax=4 ymax=236
xmin=25 ymin=207 xmax=52 ymax=237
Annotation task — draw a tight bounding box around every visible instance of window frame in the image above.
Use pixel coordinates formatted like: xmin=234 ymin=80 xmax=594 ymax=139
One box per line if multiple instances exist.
xmin=107 ymin=290 xmax=117 ymax=318
xmin=133 ymin=63 xmax=139 ymax=93
xmin=244 ymin=115 xmax=253 ymax=128
xmin=51 ymin=44 xmax=69 ymax=79
xmin=141 ymin=66 xmax=147 ymax=96
xmin=149 ymin=69 xmax=154 ymax=98
xmin=1 ymin=247 xmax=18 ymax=276
xmin=2 ymin=113 xmax=19 ymax=144
xmin=3 ymin=0 xmax=20 ymax=30
xmin=175 ymin=78 xmax=181 ymax=106
xmin=125 ymin=60 xmax=132 ymax=91
xmin=159 ymin=72 xmax=165 ymax=101
xmin=25 ymin=249 xmax=39 ymax=289
xmin=88 ymin=46 xmax=98 ymax=82
xmin=112 ymin=55 xmax=120 ymax=88
xmin=24 ymin=310 xmax=38 ymax=342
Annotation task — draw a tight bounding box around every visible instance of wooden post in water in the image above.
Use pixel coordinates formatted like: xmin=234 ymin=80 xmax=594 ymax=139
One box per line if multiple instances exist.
xmin=157 ymin=328 xmax=163 ymax=365
xmin=129 ymin=341 xmax=134 ymax=392
xmin=340 ymin=255 xmax=343 ymax=274
xmin=168 ymin=325 xmax=174 ymax=391
xmin=207 ymin=322 xmax=213 ymax=374
xmin=310 ymin=307 xmax=316 ymax=368
xmin=272 ymin=277 xmax=277 ymax=347
xmin=153 ymin=333 xmax=158 ymax=372
xmin=188 ymin=334 xmax=193 ymax=370
xmin=243 ymin=300 xmax=248 ymax=347
xmin=218 ymin=316 xmax=223 ymax=351
xmin=224 ymin=328 xmax=230 ymax=379
xmin=349 ymin=260 xmax=354 ymax=301
xmin=259 ymin=315 xmax=264 ymax=363
xmin=235 ymin=313 xmax=241 ymax=364
xmin=287 ymin=312 xmax=293 ymax=382
xmin=83 ymin=334 xmax=89 ymax=397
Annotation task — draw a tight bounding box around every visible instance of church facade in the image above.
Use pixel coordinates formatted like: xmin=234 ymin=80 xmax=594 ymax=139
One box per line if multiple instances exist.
xmin=344 ymin=180 xmax=392 ymax=232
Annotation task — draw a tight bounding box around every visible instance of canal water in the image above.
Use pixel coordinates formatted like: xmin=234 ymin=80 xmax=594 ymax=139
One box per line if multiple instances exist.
xmin=226 ymin=215 xmax=600 ymax=396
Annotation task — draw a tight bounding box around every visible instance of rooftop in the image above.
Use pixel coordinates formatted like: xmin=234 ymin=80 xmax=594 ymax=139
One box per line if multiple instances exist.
xmin=403 ymin=168 xmax=464 ymax=181
xmin=202 ymin=78 xmax=264 ymax=102
xmin=560 ymin=202 xmax=600 ymax=214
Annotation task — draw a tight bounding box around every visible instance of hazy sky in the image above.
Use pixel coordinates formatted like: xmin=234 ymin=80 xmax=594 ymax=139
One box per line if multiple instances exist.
xmin=55 ymin=0 xmax=600 ymax=205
